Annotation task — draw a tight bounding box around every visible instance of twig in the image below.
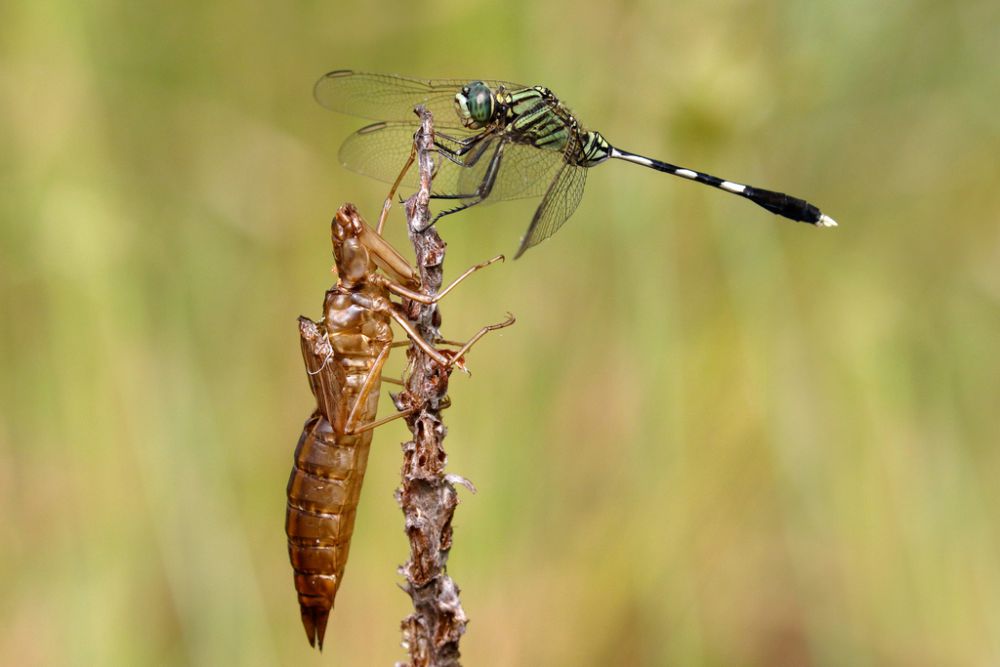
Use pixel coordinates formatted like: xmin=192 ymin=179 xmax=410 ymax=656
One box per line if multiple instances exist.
xmin=393 ymin=107 xmax=468 ymax=667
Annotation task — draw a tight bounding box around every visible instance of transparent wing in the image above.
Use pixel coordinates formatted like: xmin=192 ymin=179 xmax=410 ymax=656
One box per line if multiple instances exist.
xmin=513 ymin=162 xmax=587 ymax=258
xmin=338 ymin=122 xmax=422 ymax=186
xmin=457 ymin=140 xmax=567 ymax=203
xmin=339 ymin=122 xmax=568 ymax=206
xmin=339 ymin=122 xmax=499 ymax=195
xmin=314 ymin=70 xmax=523 ymax=129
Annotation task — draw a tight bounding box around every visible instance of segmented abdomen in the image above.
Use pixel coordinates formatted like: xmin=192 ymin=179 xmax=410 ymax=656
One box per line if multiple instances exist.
xmin=286 ymin=413 xmax=373 ymax=647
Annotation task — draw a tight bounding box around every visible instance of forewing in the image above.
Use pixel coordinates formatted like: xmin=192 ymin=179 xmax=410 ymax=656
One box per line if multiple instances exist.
xmin=513 ymin=163 xmax=587 ymax=258
xmin=339 ymin=122 xmax=485 ymax=194
xmin=315 ymin=70 xmax=521 ymax=129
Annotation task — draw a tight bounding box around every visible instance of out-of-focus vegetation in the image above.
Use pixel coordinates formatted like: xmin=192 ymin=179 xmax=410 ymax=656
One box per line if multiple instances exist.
xmin=2 ymin=1 xmax=998 ymax=665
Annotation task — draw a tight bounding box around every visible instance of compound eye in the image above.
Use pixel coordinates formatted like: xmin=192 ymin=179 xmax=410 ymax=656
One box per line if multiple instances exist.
xmin=466 ymin=82 xmax=494 ymax=124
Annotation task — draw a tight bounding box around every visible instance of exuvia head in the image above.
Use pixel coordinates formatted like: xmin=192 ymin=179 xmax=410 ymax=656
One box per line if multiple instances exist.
xmin=454 ymin=81 xmax=495 ymax=129
xmin=331 ymin=205 xmax=370 ymax=287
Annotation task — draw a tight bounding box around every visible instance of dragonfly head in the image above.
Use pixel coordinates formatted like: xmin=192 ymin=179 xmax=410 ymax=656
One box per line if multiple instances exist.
xmin=454 ymin=81 xmax=496 ymax=129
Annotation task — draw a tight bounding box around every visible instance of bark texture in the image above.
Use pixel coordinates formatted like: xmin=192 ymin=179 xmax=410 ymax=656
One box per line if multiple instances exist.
xmin=394 ymin=107 xmax=468 ymax=667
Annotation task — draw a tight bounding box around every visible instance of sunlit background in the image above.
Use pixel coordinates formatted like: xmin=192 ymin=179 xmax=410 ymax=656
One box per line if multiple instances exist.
xmin=2 ymin=0 xmax=999 ymax=665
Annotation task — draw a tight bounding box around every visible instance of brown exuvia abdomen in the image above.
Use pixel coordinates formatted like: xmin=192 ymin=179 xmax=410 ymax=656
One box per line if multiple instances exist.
xmin=286 ymin=412 xmax=374 ymax=649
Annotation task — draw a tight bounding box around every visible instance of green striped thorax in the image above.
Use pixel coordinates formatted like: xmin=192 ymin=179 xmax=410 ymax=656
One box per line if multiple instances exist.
xmin=454 ymin=80 xmax=612 ymax=166
xmin=454 ymin=81 xmax=496 ymax=129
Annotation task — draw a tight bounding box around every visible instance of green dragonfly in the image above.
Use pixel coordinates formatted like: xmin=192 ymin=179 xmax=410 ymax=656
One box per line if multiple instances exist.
xmin=315 ymin=70 xmax=837 ymax=258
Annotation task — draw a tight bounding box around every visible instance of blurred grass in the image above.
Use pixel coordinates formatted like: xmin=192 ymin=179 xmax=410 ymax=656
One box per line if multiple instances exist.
xmin=2 ymin=0 xmax=999 ymax=665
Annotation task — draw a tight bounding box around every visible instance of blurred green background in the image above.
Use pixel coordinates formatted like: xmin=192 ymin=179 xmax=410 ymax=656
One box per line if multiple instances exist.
xmin=2 ymin=0 xmax=999 ymax=665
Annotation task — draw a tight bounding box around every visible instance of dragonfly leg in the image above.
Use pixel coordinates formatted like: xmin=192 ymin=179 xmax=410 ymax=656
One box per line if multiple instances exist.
xmin=344 ymin=340 xmax=392 ymax=434
xmin=349 ymin=293 xmax=453 ymax=368
xmin=440 ymin=313 xmax=516 ymax=373
xmin=349 ymin=396 xmax=454 ymax=436
xmin=345 ymin=298 xmax=512 ymax=375
xmin=340 ymin=328 xmax=470 ymax=435
xmin=374 ymin=254 xmax=504 ymax=305
xmin=383 ymin=302 xmax=510 ymax=373
xmin=376 ymin=141 xmax=417 ymax=234
xmin=436 ymin=130 xmax=491 ymax=153
xmin=376 ymin=132 xmax=490 ymax=235
xmin=347 ymin=406 xmax=419 ymax=435
xmin=433 ymin=131 xmax=493 ymax=169
xmin=428 ymin=140 xmax=506 ymax=224
xmin=436 ymin=131 xmax=480 ymax=147
xmin=430 ymin=138 xmax=504 ymax=200
xmin=342 ymin=334 xmax=458 ymax=434
xmin=387 ymin=307 xmax=513 ymax=375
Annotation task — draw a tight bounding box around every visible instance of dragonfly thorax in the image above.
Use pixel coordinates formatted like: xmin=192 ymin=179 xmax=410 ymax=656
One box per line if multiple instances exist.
xmin=454 ymin=81 xmax=497 ymax=129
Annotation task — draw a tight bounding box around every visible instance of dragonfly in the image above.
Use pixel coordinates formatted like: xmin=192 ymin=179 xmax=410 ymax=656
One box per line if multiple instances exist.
xmin=315 ymin=70 xmax=837 ymax=258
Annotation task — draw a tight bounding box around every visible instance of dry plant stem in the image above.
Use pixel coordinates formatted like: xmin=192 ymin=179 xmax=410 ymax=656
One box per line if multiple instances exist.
xmin=395 ymin=107 xmax=468 ymax=667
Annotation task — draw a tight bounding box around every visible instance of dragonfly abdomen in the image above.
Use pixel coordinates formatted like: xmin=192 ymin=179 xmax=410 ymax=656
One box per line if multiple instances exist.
xmin=609 ymin=147 xmax=836 ymax=227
